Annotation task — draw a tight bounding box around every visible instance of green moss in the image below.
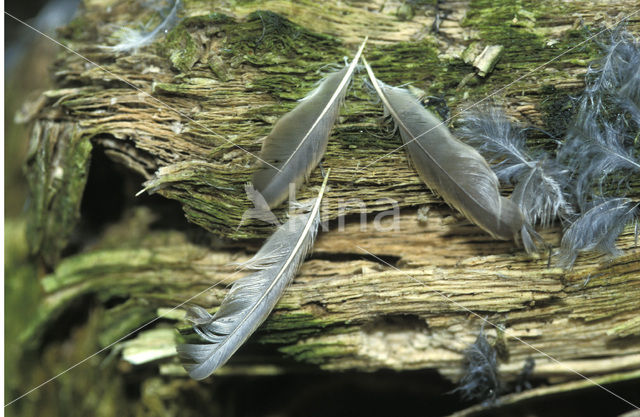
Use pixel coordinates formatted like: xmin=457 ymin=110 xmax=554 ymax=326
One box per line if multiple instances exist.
xmin=256 ymin=311 xmax=336 ymax=343
xmin=232 ymin=11 xmax=337 ymax=57
xmin=279 ymin=341 xmax=351 ymax=364
xmin=248 ymin=75 xmax=310 ymax=100
xmin=163 ymin=23 xmax=201 ymax=72
xmin=469 ymin=3 xmax=596 ymax=72
xmin=25 ymin=123 xmax=93 ymax=266
xmin=4 ymin=219 xmax=41 ymax=400
xmin=160 ymin=9 xmax=344 ymax=102
xmin=140 ymin=160 xmax=289 ymax=239
xmin=396 ymin=4 xmax=415 ymax=21
xmin=208 ymin=55 xmax=230 ymax=81
xmin=366 ymin=40 xmax=443 ymax=83
xmin=161 ymin=11 xmax=237 ymax=73
xmin=181 ymin=12 xmax=234 ymax=26
xmin=225 ymin=11 xmax=343 ymax=99
xmin=96 ymin=300 xmax=157 ymax=347
xmin=463 ymin=0 xmax=541 ymax=29
xmin=538 ymin=84 xmax=579 ymax=139
xmin=160 ymin=12 xmax=238 ymax=73
xmin=153 ymin=81 xmax=202 ymax=97
xmin=59 ymin=16 xmax=96 ymax=42
xmin=460 ymin=1 xmax=595 ymax=92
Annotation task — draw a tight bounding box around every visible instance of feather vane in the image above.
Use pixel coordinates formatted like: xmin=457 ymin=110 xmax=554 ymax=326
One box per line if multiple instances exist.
xmin=363 ymin=60 xmax=526 ymax=244
xmin=252 ymin=38 xmax=367 ymax=208
xmin=177 ymin=174 xmax=330 ymax=379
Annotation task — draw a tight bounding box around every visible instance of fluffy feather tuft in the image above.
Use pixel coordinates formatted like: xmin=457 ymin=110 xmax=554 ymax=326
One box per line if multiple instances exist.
xmin=558 ymin=198 xmax=638 ymax=268
xmin=454 ymin=329 xmax=501 ymax=404
xmin=552 ymin=29 xmax=640 ymax=267
xmin=458 ymin=106 xmax=573 ymax=227
xmin=583 ymin=29 xmax=640 ymax=123
xmin=559 ymin=29 xmax=640 ymax=209
xmin=561 ymin=105 xmax=639 ymax=210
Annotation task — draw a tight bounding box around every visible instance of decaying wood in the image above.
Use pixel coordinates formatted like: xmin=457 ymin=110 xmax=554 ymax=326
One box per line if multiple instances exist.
xmin=13 ymin=0 xmax=640 ymax=414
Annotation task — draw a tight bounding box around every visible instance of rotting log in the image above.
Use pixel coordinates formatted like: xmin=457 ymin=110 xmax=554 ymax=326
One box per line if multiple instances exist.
xmin=11 ymin=0 xmax=640 ymax=415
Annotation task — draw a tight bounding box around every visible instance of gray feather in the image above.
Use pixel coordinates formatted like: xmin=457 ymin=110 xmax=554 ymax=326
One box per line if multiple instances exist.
xmin=554 ymin=30 xmax=640 ymax=268
xmin=582 ymin=117 xmax=639 ymax=192
xmin=458 ymin=107 xmax=573 ymax=227
xmin=583 ymin=29 xmax=640 ymax=123
xmin=177 ymin=175 xmax=329 ymax=379
xmin=363 ymin=62 xmax=525 ymax=244
xmin=558 ymin=198 xmax=638 ymax=268
xmin=559 ymin=30 xmax=640 ymax=209
xmin=453 ymin=329 xmax=500 ymax=404
xmin=617 ymin=67 xmax=640 ymax=127
xmin=562 ymin=107 xmax=639 ymax=209
xmin=252 ymin=39 xmax=366 ymax=208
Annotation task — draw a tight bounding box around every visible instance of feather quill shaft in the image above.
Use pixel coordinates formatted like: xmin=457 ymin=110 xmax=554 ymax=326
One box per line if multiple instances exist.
xmin=363 ymin=59 xmax=526 ymax=243
xmin=252 ymin=38 xmax=367 ymax=208
xmin=177 ymin=172 xmax=330 ymax=380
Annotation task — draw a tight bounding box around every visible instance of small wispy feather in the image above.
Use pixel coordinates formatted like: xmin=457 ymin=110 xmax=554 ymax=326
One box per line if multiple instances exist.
xmin=617 ymin=65 xmax=640 ymax=127
xmin=362 ymin=60 xmax=535 ymax=250
xmin=558 ymin=198 xmax=638 ymax=268
xmin=560 ymin=30 xmax=640 ymax=208
xmin=458 ymin=106 xmax=573 ymax=227
xmin=583 ymin=29 xmax=640 ymax=124
xmin=454 ymin=329 xmax=500 ymax=404
xmin=252 ymin=38 xmax=367 ymax=208
xmin=103 ymin=0 xmax=181 ymax=53
xmin=551 ymin=29 xmax=640 ymax=268
xmin=177 ymin=173 xmax=329 ymax=380
xmin=562 ymin=105 xmax=640 ymax=209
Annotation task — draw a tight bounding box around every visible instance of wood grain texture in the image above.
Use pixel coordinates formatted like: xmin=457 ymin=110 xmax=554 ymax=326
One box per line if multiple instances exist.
xmin=12 ymin=0 xmax=640 ymax=414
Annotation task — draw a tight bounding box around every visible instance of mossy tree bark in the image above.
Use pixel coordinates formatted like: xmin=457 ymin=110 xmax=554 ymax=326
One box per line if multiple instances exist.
xmin=12 ymin=0 xmax=640 ymax=415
